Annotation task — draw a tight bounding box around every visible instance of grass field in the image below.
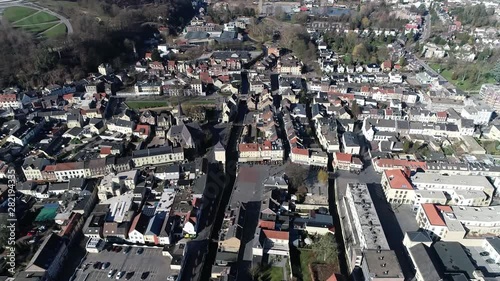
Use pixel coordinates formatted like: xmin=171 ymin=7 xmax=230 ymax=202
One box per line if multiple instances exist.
xmin=3 ymin=6 xmax=67 ymax=37
xmin=14 ymin=11 xmax=58 ymax=25
xmin=22 ymin=22 xmax=57 ymax=33
xmin=3 ymin=6 xmax=37 ymax=22
xmin=42 ymin=23 xmax=67 ymax=38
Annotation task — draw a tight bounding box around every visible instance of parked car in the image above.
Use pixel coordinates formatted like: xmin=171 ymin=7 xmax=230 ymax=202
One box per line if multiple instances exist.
xmin=116 ymin=271 xmax=125 ymax=279
xmin=140 ymin=272 xmax=149 ymax=280
xmin=167 ymin=275 xmax=177 ymax=281
xmin=114 ymin=246 xmax=122 ymax=252
xmin=93 ymin=262 xmax=102 ymax=269
xmin=101 ymin=262 xmax=110 ymax=269
xmin=123 ymin=246 xmax=132 ymax=254
xmin=136 ymin=248 xmax=144 ymax=255
xmin=125 ymin=272 xmax=134 ymax=280
xmin=108 ymin=269 xmax=116 ymax=278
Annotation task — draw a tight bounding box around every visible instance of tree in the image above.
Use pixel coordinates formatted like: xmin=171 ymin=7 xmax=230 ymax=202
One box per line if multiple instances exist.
xmin=312 ymin=234 xmax=338 ymax=263
xmin=492 ymin=62 xmax=500 ymax=83
xmin=291 ymin=12 xmax=308 ymax=24
xmin=285 ymin=163 xmax=308 ymax=190
xmin=351 ymin=100 xmax=361 ymax=118
xmin=317 ymin=170 xmax=328 ymax=184
xmin=352 ymin=43 xmax=369 ymax=62
xmin=151 ymin=49 xmax=161 ymax=61
xmin=361 ymin=17 xmax=370 ymax=28
xmin=403 ymin=140 xmax=413 ymax=153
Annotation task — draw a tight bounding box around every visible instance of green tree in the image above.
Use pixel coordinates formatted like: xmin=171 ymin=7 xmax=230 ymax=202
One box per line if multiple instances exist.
xmin=285 ymin=163 xmax=308 ymax=189
xmin=312 ymin=234 xmax=338 ymax=263
xmin=492 ymin=62 xmax=500 ymax=83
xmin=403 ymin=140 xmax=413 ymax=153
xmin=317 ymin=170 xmax=328 ymax=184
xmin=351 ymin=100 xmax=361 ymax=118
xmin=352 ymin=43 xmax=369 ymax=63
xmin=151 ymin=49 xmax=161 ymax=61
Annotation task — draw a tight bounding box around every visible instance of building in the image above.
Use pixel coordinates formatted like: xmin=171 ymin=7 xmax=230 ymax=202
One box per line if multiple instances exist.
xmin=411 ymin=173 xmax=494 ymax=206
xmin=460 ymin=105 xmax=493 ymax=125
xmin=22 ymin=157 xmax=51 ymax=181
xmin=214 ymin=141 xmax=226 ymax=165
xmin=132 ymin=146 xmax=184 ymax=167
xmin=361 ymin=249 xmax=404 ymax=281
xmin=406 ymin=243 xmax=443 ymax=281
xmin=342 ymin=132 xmax=361 ymax=154
xmin=24 ymin=233 xmax=68 ymax=280
xmin=381 ymin=169 xmax=414 ymax=204
xmin=332 ymin=152 xmax=363 ymax=172
xmin=479 ymin=84 xmax=500 ymax=111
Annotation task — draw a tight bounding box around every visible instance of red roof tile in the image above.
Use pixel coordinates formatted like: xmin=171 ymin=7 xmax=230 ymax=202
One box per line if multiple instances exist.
xmin=263 ymin=229 xmax=289 ymax=240
xmin=335 ymin=152 xmax=352 ymax=163
xmin=259 ymin=220 xmax=276 ymax=230
xmin=292 ymin=147 xmax=309 ymax=156
xmin=239 ymin=143 xmax=259 ymax=152
xmin=384 ymin=169 xmax=413 ymax=190
xmin=421 ymin=204 xmax=451 ymax=227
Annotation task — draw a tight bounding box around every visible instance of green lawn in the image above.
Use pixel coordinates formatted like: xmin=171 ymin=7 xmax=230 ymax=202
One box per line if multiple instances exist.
xmin=21 ymin=22 xmax=57 ymax=33
xmin=126 ymin=100 xmax=169 ymax=109
xmin=42 ymin=23 xmax=67 ymax=38
xmin=2 ymin=6 xmax=37 ymax=22
xmin=300 ymin=250 xmax=315 ymax=281
xmin=263 ymin=267 xmax=284 ymax=281
xmin=14 ymin=11 xmax=58 ymax=25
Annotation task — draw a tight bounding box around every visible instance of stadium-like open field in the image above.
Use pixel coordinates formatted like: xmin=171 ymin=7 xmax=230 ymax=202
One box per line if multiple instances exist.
xmin=3 ymin=6 xmax=67 ymax=38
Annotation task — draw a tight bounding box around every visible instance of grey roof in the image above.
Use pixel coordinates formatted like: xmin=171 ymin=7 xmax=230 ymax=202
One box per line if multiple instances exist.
xmin=409 ymin=243 xmax=442 ymax=281
xmin=111 ymin=119 xmax=133 ymax=128
xmin=64 ymin=127 xmax=83 ymax=136
xmin=22 ymin=157 xmax=48 ymax=170
xmin=133 ymin=146 xmax=176 ymax=158
xmin=185 ymin=31 xmax=209 ymax=40
xmin=26 ymin=233 xmax=66 ymax=272
xmin=433 ymin=241 xmax=476 ymax=279
xmin=156 ymin=164 xmax=180 ymax=174
xmin=485 ymin=237 xmax=500 ymax=255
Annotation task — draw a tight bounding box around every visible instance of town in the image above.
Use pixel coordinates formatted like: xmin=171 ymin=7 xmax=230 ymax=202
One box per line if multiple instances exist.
xmin=0 ymin=0 xmax=499 ymax=280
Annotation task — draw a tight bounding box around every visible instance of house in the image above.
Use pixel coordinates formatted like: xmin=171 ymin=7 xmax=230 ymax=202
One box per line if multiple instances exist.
xmin=132 ymin=146 xmax=184 ymax=167
xmin=382 ymin=60 xmax=392 ymax=72
xmin=24 ymin=233 xmax=68 ymax=280
xmin=342 ymin=132 xmax=360 ymax=154
xmin=167 ymin=125 xmax=195 ymax=149
xmin=332 ymin=152 xmax=363 ymax=172
xmin=22 ymin=157 xmax=51 ymax=181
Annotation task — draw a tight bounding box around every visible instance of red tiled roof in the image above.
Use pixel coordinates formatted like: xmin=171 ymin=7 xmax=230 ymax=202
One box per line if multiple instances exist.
xmin=375 ymin=159 xmax=427 ymax=171
xmin=134 ymin=124 xmax=151 ymax=136
xmin=326 ymin=274 xmax=338 ymax=281
xmin=292 ymin=147 xmax=309 ymax=156
xmin=0 ymin=94 xmax=17 ymax=102
xmin=335 ymin=152 xmax=352 ymax=163
xmin=100 ymin=147 xmax=112 ymax=155
xmin=63 ymin=93 xmax=74 ymax=100
xmin=263 ymin=229 xmax=289 ymax=240
xmin=437 ymin=111 xmax=447 ymax=118
xmin=360 ymin=86 xmax=370 ymax=92
xmin=54 ymin=162 xmax=82 ymax=171
xmin=384 ymin=169 xmax=413 ymax=190
xmin=421 ymin=204 xmax=450 ymax=226
xmin=259 ymin=220 xmax=276 ymax=230
xmin=239 ymin=143 xmax=259 ymax=152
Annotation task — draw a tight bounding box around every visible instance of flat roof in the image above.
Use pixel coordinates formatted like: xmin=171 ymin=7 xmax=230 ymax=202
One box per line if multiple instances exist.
xmin=412 ymin=173 xmax=493 ymax=189
xmin=363 ymin=249 xmax=404 ymax=279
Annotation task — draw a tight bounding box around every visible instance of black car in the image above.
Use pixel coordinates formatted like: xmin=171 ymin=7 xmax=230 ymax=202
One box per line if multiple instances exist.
xmin=123 ymin=246 xmax=132 ymax=254
xmin=125 ymin=271 xmax=134 ymax=280
xmin=136 ymin=248 xmax=144 ymax=255
xmin=93 ymin=262 xmax=101 ymax=269
xmin=101 ymin=262 xmax=110 ymax=269
xmin=140 ymin=272 xmax=149 ymax=280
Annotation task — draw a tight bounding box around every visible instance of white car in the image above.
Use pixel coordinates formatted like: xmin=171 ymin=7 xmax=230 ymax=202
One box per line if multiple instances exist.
xmin=108 ymin=269 xmax=116 ymax=278
xmin=116 ymin=271 xmax=125 ymax=279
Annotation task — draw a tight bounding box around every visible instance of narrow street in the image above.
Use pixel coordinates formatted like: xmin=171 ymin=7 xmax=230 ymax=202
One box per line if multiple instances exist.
xmin=199 ymin=101 xmax=247 ymax=281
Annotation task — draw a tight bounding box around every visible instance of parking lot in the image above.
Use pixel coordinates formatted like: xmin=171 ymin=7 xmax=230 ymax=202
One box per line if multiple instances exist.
xmin=72 ymin=246 xmax=176 ymax=281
